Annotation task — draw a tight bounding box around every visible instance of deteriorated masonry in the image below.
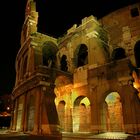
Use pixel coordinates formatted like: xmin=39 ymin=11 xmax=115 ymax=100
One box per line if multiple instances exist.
xmin=11 ymin=0 xmax=140 ymax=137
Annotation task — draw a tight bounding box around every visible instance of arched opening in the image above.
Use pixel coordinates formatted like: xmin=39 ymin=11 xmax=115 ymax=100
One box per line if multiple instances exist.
xmin=57 ymin=101 xmax=66 ymax=132
xmin=60 ymin=55 xmax=68 ymax=71
xmin=134 ymin=40 xmax=140 ymax=68
xmin=74 ymin=44 xmax=88 ymax=68
xmin=73 ymin=96 xmax=91 ymax=132
xmin=42 ymin=41 xmax=58 ymax=68
xmin=105 ymin=92 xmax=124 ymax=132
xmin=112 ymin=48 xmax=126 ymax=60
xmin=54 ymin=76 xmax=73 ymax=132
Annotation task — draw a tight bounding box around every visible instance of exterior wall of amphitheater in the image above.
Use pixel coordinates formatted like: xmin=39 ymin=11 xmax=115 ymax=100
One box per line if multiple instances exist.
xmin=11 ymin=1 xmax=140 ymax=136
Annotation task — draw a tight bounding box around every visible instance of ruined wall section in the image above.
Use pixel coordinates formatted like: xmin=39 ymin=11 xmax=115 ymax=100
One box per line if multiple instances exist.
xmin=99 ymin=3 xmax=140 ymax=65
xmin=15 ymin=32 xmax=57 ymax=87
xmin=57 ymin=15 xmax=109 ymax=74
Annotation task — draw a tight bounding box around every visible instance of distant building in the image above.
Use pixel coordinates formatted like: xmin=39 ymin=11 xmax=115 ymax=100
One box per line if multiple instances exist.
xmin=11 ymin=0 xmax=140 ymax=136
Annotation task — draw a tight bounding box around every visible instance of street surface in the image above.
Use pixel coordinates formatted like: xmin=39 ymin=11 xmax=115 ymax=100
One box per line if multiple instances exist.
xmin=0 ymin=129 xmax=140 ymax=140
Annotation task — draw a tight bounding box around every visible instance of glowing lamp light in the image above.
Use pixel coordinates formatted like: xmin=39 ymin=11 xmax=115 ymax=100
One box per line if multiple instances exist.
xmin=133 ymin=82 xmax=140 ymax=89
xmin=7 ymin=107 xmax=10 ymax=110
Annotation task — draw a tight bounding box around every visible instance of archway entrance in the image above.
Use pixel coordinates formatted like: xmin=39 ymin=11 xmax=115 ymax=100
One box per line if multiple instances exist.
xmin=54 ymin=75 xmax=73 ymax=132
xmin=42 ymin=41 xmax=58 ymax=68
xmin=73 ymin=96 xmax=91 ymax=132
xmin=104 ymin=92 xmax=124 ymax=132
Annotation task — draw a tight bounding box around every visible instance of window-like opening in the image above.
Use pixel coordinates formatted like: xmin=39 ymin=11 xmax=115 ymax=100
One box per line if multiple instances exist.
xmin=131 ymin=7 xmax=139 ymax=17
xmin=112 ymin=48 xmax=126 ymax=60
xmin=42 ymin=42 xmax=58 ymax=68
xmin=60 ymin=55 xmax=68 ymax=71
xmin=43 ymin=52 xmax=55 ymax=67
xmin=134 ymin=40 xmax=140 ymax=68
xmin=77 ymin=44 xmax=88 ymax=67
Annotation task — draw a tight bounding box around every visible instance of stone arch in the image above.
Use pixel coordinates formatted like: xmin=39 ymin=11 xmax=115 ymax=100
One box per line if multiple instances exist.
xmin=73 ymin=96 xmax=91 ymax=132
xmin=112 ymin=47 xmax=126 ymax=60
xmin=105 ymin=92 xmax=124 ymax=132
xmin=54 ymin=75 xmax=73 ymax=132
xmin=42 ymin=41 xmax=58 ymax=68
xmin=60 ymin=55 xmax=68 ymax=72
xmin=134 ymin=40 xmax=140 ymax=68
xmin=54 ymin=75 xmax=72 ymax=97
xmin=74 ymin=44 xmax=88 ymax=68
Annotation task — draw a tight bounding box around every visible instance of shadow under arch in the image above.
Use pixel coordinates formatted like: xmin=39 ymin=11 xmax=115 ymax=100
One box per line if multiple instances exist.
xmin=60 ymin=55 xmax=68 ymax=72
xmin=73 ymin=44 xmax=88 ymax=68
xmin=42 ymin=41 xmax=58 ymax=68
xmin=112 ymin=47 xmax=126 ymax=61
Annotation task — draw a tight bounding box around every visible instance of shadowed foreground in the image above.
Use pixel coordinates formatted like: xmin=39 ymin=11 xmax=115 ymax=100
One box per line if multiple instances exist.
xmin=1 ymin=130 xmax=140 ymax=140
xmin=0 ymin=130 xmax=62 ymax=140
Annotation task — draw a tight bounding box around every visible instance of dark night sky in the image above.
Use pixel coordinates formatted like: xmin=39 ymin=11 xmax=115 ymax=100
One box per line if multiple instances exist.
xmin=0 ymin=0 xmax=139 ymax=95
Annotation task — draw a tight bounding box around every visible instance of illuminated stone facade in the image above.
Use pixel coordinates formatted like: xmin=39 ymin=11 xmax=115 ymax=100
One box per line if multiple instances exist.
xmin=11 ymin=0 xmax=140 ymax=136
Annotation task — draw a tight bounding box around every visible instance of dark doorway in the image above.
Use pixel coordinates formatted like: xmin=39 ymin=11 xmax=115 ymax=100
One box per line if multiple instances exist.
xmin=77 ymin=44 xmax=88 ymax=67
xmin=112 ymin=48 xmax=126 ymax=60
xmin=60 ymin=55 xmax=68 ymax=71
xmin=134 ymin=41 xmax=140 ymax=68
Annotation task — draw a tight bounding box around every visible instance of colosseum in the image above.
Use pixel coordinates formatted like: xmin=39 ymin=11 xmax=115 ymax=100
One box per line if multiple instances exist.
xmin=10 ymin=0 xmax=140 ymax=137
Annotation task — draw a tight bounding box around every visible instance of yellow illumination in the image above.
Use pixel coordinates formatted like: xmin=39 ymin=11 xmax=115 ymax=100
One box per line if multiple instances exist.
xmin=80 ymin=97 xmax=90 ymax=106
xmin=133 ymin=82 xmax=140 ymax=89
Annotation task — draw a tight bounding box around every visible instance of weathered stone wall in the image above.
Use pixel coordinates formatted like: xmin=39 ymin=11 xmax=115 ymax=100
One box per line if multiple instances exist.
xmin=99 ymin=3 xmax=140 ymax=65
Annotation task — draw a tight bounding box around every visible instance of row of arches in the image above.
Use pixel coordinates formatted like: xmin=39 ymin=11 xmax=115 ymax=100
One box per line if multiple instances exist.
xmin=42 ymin=40 xmax=140 ymax=71
xmin=16 ymin=40 xmax=140 ymax=83
xmin=42 ymin=43 xmax=89 ymax=70
xmin=56 ymin=92 xmax=124 ymax=133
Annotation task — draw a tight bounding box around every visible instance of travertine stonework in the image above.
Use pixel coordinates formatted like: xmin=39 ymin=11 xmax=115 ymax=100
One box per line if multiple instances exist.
xmin=11 ymin=0 xmax=140 ymax=136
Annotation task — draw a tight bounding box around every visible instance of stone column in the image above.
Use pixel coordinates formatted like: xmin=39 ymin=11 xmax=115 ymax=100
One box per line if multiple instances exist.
xmin=20 ymin=94 xmax=26 ymax=131
xmin=122 ymin=86 xmax=139 ymax=134
xmin=90 ymin=90 xmax=101 ymax=134
xmin=40 ymin=85 xmax=62 ymax=138
xmin=33 ymin=88 xmax=41 ymax=134
xmin=12 ymin=99 xmax=18 ymax=131
xmin=65 ymin=107 xmax=73 ymax=132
